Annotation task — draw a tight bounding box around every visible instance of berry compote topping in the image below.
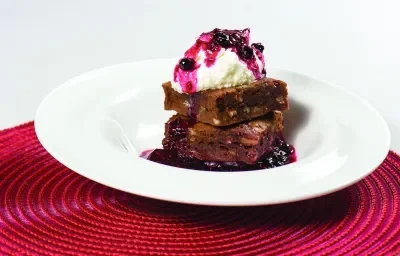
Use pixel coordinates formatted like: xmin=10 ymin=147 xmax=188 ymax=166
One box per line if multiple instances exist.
xmin=141 ymin=136 xmax=296 ymax=172
xmin=173 ymin=28 xmax=266 ymax=94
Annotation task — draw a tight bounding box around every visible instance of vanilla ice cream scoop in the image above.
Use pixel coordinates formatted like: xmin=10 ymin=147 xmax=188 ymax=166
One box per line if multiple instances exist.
xmin=171 ymin=28 xmax=266 ymax=94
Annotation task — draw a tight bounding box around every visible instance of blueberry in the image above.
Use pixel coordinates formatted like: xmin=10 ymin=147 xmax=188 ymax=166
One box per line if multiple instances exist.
xmin=276 ymin=161 xmax=285 ymax=166
xmin=239 ymin=46 xmax=253 ymax=59
xmin=275 ymin=151 xmax=288 ymax=162
xmin=280 ymin=143 xmax=292 ymax=154
xmin=213 ymin=32 xmax=231 ymax=47
xmin=230 ymin=33 xmax=244 ymax=46
xmin=252 ymin=43 xmax=264 ymax=52
xmin=179 ymin=58 xmax=195 ymax=71
xmin=205 ymin=162 xmax=218 ymax=168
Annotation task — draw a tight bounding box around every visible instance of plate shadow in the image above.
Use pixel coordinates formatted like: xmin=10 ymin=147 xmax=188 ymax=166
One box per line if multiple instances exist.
xmin=283 ymin=97 xmax=310 ymax=143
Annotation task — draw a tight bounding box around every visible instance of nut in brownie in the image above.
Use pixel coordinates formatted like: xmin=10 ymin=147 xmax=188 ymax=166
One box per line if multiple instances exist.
xmin=162 ymin=78 xmax=288 ymax=127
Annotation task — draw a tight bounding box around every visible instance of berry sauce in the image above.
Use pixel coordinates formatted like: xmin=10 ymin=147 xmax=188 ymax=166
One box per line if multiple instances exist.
xmin=140 ymin=137 xmax=296 ymax=172
xmin=173 ymin=28 xmax=266 ymax=94
xmin=140 ymin=115 xmax=296 ymax=172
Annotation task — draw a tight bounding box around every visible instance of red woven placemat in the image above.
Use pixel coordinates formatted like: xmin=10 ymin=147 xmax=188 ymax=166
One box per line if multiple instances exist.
xmin=0 ymin=122 xmax=399 ymax=256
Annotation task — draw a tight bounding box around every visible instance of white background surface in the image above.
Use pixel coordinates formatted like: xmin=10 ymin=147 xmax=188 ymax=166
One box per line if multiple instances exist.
xmin=1 ymin=0 xmax=399 ymax=151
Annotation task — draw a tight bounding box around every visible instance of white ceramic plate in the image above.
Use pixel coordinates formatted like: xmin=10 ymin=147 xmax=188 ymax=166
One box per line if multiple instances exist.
xmin=35 ymin=59 xmax=391 ymax=206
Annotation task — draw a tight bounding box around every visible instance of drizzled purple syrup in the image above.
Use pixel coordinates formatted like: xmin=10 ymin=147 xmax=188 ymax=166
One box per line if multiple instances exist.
xmin=173 ymin=28 xmax=266 ymax=94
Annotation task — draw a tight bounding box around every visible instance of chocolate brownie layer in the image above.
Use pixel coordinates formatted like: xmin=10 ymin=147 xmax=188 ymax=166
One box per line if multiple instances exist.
xmin=162 ymin=111 xmax=283 ymax=164
xmin=162 ymin=78 xmax=288 ymax=126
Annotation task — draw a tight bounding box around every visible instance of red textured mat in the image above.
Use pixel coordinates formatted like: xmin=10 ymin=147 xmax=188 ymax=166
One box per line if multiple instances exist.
xmin=0 ymin=122 xmax=399 ymax=256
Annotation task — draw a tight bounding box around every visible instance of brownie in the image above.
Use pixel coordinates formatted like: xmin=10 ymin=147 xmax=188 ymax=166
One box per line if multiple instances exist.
xmin=162 ymin=111 xmax=284 ymax=164
xmin=162 ymin=78 xmax=288 ymax=127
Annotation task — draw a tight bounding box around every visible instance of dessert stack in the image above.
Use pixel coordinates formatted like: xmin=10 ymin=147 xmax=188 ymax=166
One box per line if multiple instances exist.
xmin=144 ymin=28 xmax=295 ymax=171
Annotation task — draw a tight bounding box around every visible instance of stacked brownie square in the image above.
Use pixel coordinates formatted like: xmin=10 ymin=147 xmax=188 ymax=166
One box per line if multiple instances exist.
xmin=158 ymin=77 xmax=291 ymax=169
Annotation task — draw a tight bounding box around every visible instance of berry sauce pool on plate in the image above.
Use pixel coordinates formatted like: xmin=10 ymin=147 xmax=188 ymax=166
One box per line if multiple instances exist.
xmin=140 ymin=137 xmax=296 ymax=172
